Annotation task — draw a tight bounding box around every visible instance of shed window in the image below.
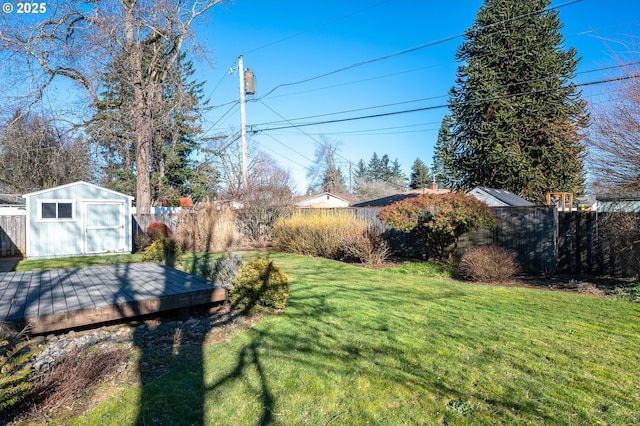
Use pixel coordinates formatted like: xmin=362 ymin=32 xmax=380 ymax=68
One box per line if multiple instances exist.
xmin=39 ymin=201 xmax=74 ymax=220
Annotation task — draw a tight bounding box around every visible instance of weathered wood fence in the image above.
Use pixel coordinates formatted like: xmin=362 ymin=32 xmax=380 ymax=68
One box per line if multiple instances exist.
xmin=557 ymin=212 xmax=640 ymax=277
xmin=0 ymin=216 xmax=25 ymax=257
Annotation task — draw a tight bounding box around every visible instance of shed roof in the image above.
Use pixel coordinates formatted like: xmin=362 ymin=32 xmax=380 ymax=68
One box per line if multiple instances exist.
xmin=23 ymin=181 xmax=134 ymax=199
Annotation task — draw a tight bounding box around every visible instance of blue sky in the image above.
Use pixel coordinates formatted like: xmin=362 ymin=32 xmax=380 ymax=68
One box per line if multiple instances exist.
xmin=192 ymin=0 xmax=640 ymax=193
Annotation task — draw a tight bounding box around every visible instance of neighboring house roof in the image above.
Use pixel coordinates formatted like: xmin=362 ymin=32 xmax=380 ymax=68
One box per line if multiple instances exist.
xmin=595 ymin=191 xmax=640 ymax=202
xmin=295 ymin=191 xmax=359 ymax=208
xmin=468 ymin=187 xmax=535 ymax=207
xmin=0 ymin=194 xmax=25 ymax=205
xmin=23 ymin=181 xmax=134 ymax=199
xmin=352 ymin=188 xmax=449 ymax=208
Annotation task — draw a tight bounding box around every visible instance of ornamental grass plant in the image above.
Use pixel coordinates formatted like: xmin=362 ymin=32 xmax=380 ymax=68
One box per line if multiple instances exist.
xmin=272 ymin=209 xmax=370 ymax=260
xmin=271 ymin=209 xmax=389 ymax=265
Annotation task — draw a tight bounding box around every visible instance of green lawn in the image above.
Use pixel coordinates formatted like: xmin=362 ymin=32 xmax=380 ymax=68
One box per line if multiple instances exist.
xmin=34 ymin=253 xmax=640 ymax=424
xmin=15 ymin=254 xmax=142 ymax=271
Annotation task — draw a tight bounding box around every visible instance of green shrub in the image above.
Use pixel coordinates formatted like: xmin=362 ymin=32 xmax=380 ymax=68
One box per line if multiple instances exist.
xmin=141 ymin=238 xmax=182 ymax=267
xmin=230 ymin=259 xmax=289 ymax=311
xmin=458 ymin=245 xmax=520 ymax=282
xmin=613 ymin=283 xmax=640 ymax=303
xmin=0 ymin=326 xmax=38 ymax=412
xmin=272 ymin=210 xmax=370 ymax=259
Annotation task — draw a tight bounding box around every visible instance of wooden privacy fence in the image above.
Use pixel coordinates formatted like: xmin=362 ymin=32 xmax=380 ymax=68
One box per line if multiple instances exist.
xmin=130 ymin=209 xmax=640 ymax=277
xmin=0 ymin=215 xmax=25 ymax=257
xmin=456 ymin=207 xmax=558 ymax=273
xmin=336 ymin=206 xmax=558 ymax=273
xmin=557 ymin=211 xmax=640 ymax=277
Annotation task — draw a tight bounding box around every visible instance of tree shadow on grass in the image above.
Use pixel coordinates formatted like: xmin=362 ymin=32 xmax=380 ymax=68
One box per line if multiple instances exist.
xmin=200 ymin=261 xmax=562 ymax=425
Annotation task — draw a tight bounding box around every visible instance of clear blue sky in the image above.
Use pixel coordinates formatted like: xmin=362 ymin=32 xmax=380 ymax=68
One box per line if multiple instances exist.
xmin=191 ymin=0 xmax=640 ymax=193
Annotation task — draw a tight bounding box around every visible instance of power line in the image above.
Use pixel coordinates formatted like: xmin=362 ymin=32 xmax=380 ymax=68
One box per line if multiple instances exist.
xmin=252 ymin=74 xmax=640 ymax=133
xmin=262 ymin=132 xmax=315 ymax=163
xmin=254 ymin=95 xmax=448 ymax=127
xmin=252 ymin=62 xmax=639 ymax=129
xmin=255 ymin=0 xmax=583 ymax=101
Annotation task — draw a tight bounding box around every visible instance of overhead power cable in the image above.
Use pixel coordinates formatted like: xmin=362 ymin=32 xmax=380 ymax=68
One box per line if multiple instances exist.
xmin=255 ymin=0 xmax=582 ymax=101
xmin=251 ymin=74 xmax=640 ymax=133
xmin=253 ymin=61 xmax=639 ymax=128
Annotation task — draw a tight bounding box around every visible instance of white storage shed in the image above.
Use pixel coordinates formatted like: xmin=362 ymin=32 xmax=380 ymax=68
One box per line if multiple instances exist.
xmin=23 ymin=181 xmax=134 ymax=259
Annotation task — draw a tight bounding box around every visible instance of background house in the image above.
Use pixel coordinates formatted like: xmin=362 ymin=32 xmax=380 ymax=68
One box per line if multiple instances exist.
xmin=468 ymin=187 xmax=535 ymax=207
xmin=352 ymin=187 xmax=448 ymax=208
xmin=594 ymin=191 xmax=640 ymax=212
xmin=23 ymin=181 xmax=133 ymax=259
xmin=295 ymin=191 xmax=359 ymax=208
xmin=0 ymin=194 xmax=26 ymax=215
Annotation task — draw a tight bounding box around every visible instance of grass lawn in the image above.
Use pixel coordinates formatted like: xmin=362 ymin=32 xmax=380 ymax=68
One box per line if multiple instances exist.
xmin=15 ymin=254 xmax=143 ymax=271
xmin=24 ymin=252 xmax=640 ymax=424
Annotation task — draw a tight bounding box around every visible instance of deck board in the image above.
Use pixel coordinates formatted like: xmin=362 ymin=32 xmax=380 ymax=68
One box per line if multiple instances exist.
xmin=0 ymin=263 xmax=225 ymax=333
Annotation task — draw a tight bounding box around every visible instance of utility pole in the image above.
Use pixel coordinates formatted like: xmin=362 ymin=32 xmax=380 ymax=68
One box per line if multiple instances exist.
xmin=238 ymin=55 xmax=248 ymax=190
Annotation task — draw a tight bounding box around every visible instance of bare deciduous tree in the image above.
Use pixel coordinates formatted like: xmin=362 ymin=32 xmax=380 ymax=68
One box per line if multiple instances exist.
xmin=587 ymin=37 xmax=640 ymax=192
xmin=208 ymin=134 xmax=294 ymax=204
xmin=0 ymin=0 xmax=221 ymax=213
xmin=206 ymin=134 xmax=294 ymax=242
xmin=0 ymin=111 xmax=94 ymax=193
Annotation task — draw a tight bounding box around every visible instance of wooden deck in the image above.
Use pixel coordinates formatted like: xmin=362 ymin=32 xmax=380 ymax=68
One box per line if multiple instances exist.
xmin=0 ymin=263 xmax=226 ymax=334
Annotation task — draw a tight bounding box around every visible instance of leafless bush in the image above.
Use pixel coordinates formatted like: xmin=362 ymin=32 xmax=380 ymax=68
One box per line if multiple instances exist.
xmin=22 ymin=347 xmax=130 ymax=415
xmin=459 ymin=246 xmax=520 ymax=282
xmin=599 ymin=211 xmax=640 ymax=278
xmin=235 ymin=205 xmax=293 ymax=246
xmin=134 ymin=231 xmax=154 ymax=252
xmin=339 ymin=226 xmax=390 ymax=266
xmin=576 ymin=282 xmax=605 ymax=297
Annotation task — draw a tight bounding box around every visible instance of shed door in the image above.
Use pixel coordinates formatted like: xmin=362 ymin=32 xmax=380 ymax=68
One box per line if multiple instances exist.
xmin=83 ymin=202 xmax=125 ymax=254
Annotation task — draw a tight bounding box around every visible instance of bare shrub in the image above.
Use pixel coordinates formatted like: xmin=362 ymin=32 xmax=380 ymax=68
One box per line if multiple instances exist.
xmin=235 ymin=205 xmax=293 ymax=247
xmin=134 ymin=231 xmax=154 ymax=252
xmin=339 ymin=226 xmax=390 ymax=266
xmin=598 ymin=211 xmax=640 ymax=278
xmin=175 ymin=203 xmax=244 ymax=253
xmin=22 ymin=347 xmax=130 ymax=415
xmin=459 ymin=246 xmax=520 ymax=282
xmin=576 ymin=282 xmax=606 ymax=297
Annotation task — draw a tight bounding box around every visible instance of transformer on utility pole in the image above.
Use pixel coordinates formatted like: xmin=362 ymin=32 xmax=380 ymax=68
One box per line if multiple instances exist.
xmin=238 ymin=55 xmax=256 ymax=192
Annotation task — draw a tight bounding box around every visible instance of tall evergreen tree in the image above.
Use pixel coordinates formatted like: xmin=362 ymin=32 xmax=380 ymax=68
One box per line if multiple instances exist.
xmin=89 ymin=48 xmax=215 ymax=203
xmin=410 ymin=158 xmax=431 ymax=189
xmin=390 ymin=158 xmax=405 ymax=181
xmin=448 ymin=0 xmax=588 ymax=201
xmin=367 ymin=152 xmax=383 ymax=181
xmin=432 ymin=115 xmax=458 ymax=189
xmin=354 ymin=159 xmax=368 ymax=180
